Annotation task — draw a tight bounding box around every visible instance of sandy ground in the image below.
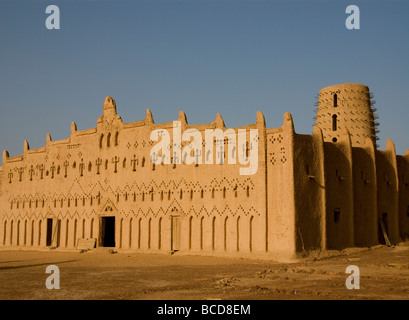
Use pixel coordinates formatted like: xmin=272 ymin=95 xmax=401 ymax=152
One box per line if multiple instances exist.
xmin=0 ymin=242 xmax=409 ymax=300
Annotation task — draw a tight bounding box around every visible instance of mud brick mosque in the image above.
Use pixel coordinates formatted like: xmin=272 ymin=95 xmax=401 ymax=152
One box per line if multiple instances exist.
xmin=0 ymin=83 xmax=408 ymax=260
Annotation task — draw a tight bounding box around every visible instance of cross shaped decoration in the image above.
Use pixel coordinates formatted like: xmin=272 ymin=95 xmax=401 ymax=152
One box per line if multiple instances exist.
xmin=112 ymin=156 xmax=119 ymax=173
xmin=242 ymin=144 xmax=248 ymax=161
xmin=95 ymin=158 xmax=102 ymax=175
xmin=63 ymin=160 xmax=69 ymax=178
xmin=151 ymin=152 xmax=158 ymax=164
xmin=195 ymin=149 xmax=202 ymax=166
xmin=37 ymin=164 xmax=45 ymax=179
xmin=131 ymin=154 xmax=138 ymax=172
xmin=29 ymin=165 xmax=35 ymax=181
xmin=217 ymin=146 xmax=224 ymax=164
xmin=50 ymin=162 xmax=56 ymax=179
xmin=172 ymin=152 xmax=179 ymax=168
xmin=79 ymin=159 xmax=85 ymax=177
xmin=8 ymin=170 xmax=13 ymax=183
xmin=17 ymin=167 xmax=24 ymax=182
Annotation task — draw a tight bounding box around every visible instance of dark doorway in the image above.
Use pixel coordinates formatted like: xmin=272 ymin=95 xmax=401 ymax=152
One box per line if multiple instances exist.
xmin=100 ymin=216 xmax=115 ymax=247
xmin=378 ymin=213 xmax=390 ymax=246
xmin=46 ymin=218 xmax=53 ymax=246
xmin=171 ymin=215 xmax=181 ymax=252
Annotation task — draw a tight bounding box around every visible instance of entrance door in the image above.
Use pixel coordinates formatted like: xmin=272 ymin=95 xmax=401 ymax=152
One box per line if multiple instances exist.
xmin=100 ymin=216 xmax=115 ymax=247
xmin=378 ymin=213 xmax=391 ymax=246
xmin=46 ymin=218 xmax=53 ymax=246
xmin=171 ymin=216 xmax=181 ymax=251
xmin=46 ymin=218 xmax=61 ymax=247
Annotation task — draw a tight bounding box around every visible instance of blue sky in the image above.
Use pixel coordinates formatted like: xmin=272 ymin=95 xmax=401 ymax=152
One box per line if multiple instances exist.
xmin=0 ymin=0 xmax=408 ymax=163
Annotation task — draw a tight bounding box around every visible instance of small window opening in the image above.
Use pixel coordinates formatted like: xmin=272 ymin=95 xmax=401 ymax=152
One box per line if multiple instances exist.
xmin=334 ymin=208 xmax=341 ymax=223
xmin=114 ymin=132 xmax=119 ymax=146
xmin=99 ymin=134 xmax=104 ymax=149
xmin=332 ymin=114 xmax=338 ymax=131
xmin=107 ymin=133 xmax=111 ymax=148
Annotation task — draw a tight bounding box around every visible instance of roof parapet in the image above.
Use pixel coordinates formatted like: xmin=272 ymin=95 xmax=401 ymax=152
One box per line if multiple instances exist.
xmin=256 ymin=111 xmax=265 ymax=127
xmin=46 ymin=133 xmax=52 ymax=145
xmin=2 ymin=150 xmax=9 ymax=164
xmin=145 ymin=109 xmax=154 ymax=124
xmin=177 ymin=110 xmax=188 ymax=126
xmin=214 ymin=113 xmax=225 ymax=128
xmin=283 ymin=112 xmax=294 ymax=132
xmin=24 ymin=140 xmax=30 ymax=154
xmin=71 ymin=121 xmax=77 ymax=135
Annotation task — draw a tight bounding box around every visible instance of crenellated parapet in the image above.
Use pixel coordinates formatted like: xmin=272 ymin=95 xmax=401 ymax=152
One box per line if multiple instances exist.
xmin=0 ymin=96 xmax=270 ymax=195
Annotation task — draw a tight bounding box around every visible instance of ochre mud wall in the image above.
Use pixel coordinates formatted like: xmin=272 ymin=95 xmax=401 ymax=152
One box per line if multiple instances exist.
xmin=0 ymin=84 xmax=407 ymax=260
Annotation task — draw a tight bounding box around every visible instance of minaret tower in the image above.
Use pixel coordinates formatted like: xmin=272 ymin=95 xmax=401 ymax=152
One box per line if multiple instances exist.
xmin=314 ymin=83 xmax=379 ymax=147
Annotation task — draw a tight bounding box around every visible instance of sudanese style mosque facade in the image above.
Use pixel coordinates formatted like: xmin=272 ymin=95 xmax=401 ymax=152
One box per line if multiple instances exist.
xmin=0 ymin=83 xmax=408 ymax=260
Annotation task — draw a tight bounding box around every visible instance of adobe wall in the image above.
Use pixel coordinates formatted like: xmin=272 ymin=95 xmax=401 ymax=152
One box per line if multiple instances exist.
xmin=351 ymin=138 xmax=378 ymax=246
xmin=0 ymin=87 xmax=408 ymax=259
xmin=396 ymin=150 xmax=409 ymax=239
xmin=0 ymin=97 xmax=269 ymax=257
xmin=266 ymin=113 xmax=297 ymax=257
xmin=323 ymin=130 xmax=354 ymax=250
xmin=293 ymin=126 xmax=326 ymax=253
xmin=375 ymin=140 xmax=400 ymax=245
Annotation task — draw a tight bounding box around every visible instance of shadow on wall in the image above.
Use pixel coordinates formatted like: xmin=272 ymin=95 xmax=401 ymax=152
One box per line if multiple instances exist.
xmin=0 ymin=259 xmax=78 ymax=271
